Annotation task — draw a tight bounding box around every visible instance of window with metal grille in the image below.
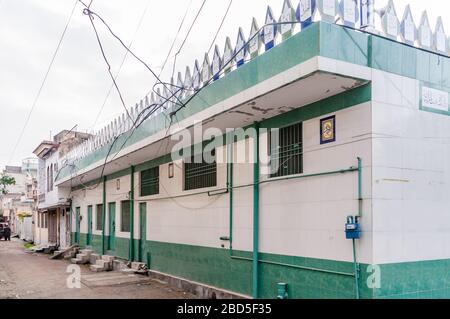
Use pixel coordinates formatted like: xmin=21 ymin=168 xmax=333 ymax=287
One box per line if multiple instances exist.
xmin=184 ymin=150 xmax=217 ymax=191
xmin=269 ymin=122 xmax=303 ymax=178
xmin=96 ymin=204 xmax=103 ymax=231
xmin=140 ymin=166 xmax=159 ymax=196
xmin=121 ymin=200 xmax=131 ymax=232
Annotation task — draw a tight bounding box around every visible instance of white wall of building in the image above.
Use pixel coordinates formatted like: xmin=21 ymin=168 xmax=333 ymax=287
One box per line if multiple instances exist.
xmin=371 ymin=69 xmax=450 ymax=264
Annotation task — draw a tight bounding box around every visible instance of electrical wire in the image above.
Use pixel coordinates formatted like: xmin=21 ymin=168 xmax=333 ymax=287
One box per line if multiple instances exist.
xmin=207 ymin=0 xmax=233 ymax=55
xmin=84 ymin=7 xmax=132 ymax=122
xmin=8 ymin=0 xmax=78 ymax=164
xmin=170 ymin=0 xmax=207 ymax=79
xmin=90 ymin=0 xmax=153 ymax=131
xmin=79 ymin=3 xmax=186 ymax=110
xmin=158 ymin=0 xmax=194 ymax=78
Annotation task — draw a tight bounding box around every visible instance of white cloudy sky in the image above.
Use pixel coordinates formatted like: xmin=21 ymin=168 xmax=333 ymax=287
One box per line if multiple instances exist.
xmin=0 ymin=0 xmax=449 ymax=168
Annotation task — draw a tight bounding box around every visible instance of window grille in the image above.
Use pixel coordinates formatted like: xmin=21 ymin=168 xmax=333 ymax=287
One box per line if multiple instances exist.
xmin=269 ymin=122 xmax=303 ymax=178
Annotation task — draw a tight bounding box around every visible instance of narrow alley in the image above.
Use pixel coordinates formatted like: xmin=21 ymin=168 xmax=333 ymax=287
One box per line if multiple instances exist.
xmin=0 ymin=238 xmax=194 ymax=299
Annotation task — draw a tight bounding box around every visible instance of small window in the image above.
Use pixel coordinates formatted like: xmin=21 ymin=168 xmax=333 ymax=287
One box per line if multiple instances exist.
xmin=184 ymin=150 xmax=217 ymax=191
xmin=96 ymin=204 xmax=103 ymax=231
xmin=269 ymin=122 xmax=303 ymax=178
xmin=121 ymin=201 xmax=131 ymax=232
xmin=43 ymin=213 xmax=48 ymax=229
xmin=140 ymin=167 xmax=159 ymax=196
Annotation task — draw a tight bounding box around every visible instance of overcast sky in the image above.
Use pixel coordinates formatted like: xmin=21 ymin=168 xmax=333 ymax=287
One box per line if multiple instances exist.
xmin=0 ymin=0 xmax=449 ymax=168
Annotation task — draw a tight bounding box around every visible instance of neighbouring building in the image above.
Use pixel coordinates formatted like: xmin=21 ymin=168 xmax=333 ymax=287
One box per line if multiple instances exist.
xmin=33 ymin=130 xmax=91 ymax=248
xmin=0 ymin=159 xmax=38 ymax=241
xmin=53 ymin=1 xmax=450 ymax=299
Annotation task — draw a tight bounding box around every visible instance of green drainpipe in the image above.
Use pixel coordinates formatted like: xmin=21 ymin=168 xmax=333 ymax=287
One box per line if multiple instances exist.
xmin=129 ymin=166 xmax=135 ymax=262
xmin=252 ymin=122 xmax=260 ymax=299
xmin=228 ymin=133 xmax=234 ymax=255
xmin=354 ymin=157 xmax=363 ymax=299
xmin=102 ymin=175 xmax=107 ymax=255
xmin=357 ymin=157 xmax=363 ymax=218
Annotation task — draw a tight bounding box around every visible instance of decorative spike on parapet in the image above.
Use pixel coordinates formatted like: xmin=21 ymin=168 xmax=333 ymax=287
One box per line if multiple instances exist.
xmin=169 ymin=77 xmax=176 ymax=106
xmin=156 ymin=88 xmax=163 ymax=112
xmin=121 ymin=114 xmax=126 ymax=133
xmin=223 ymin=37 xmax=234 ymax=74
xmin=201 ymin=53 xmax=212 ymax=85
xmin=193 ymin=59 xmax=201 ymax=91
xmin=339 ymin=0 xmax=359 ymax=28
xmin=434 ymin=17 xmax=447 ymax=54
xmin=248 ymin=17 xmax=261 ymax=58
xmin=150 ymin=92 xmax=156 ymax=107
xmin=418 ymin=11 xmax=432 ymax=50
xmin=400 ymin=5 xmax=416 ymax=46
xmin=163 ymin=85 xmax=171 ymax=109
xmin=135 ymin=103 xmax=140 ymax=121
xmin=279 ymin=0 xmax=295 ymax=41
xmin=177 ymin=71 xmax=184 ymax=100
xmin=318 ymin=0 xmax=338 ymax=23
xmin=212 ymin=45 xmax=222 ymax=81
xmin=262 ymin=6 xmax=277 ymax=51
xmin=380 ymin=0 xmax=399 ymax=40
xmin=448 ymin=36 xmax=450 ymax=55
xmin=235 ymin=27 xmax=247 ymax=67
xmin=296 ymin=0 xmax=317 ymax=29
xmin=184 ymin=66 xmax=193 ymax=98
xmin=139 ymin=99 xmax=144 ymax=114
xmin=360 ymin=0 xmax=374 ymax=30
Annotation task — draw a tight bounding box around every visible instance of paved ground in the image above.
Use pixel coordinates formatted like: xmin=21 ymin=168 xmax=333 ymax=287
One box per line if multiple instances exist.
xmin=0 ymin=238 xmax=195 ymax=299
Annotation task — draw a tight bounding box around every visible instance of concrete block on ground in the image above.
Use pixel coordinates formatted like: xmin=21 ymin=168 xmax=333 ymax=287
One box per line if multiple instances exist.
xmin=89 ymin=253 xmax=101 ymax=265
xmin=113 ymin=260 xmax=128 ymax=271
xmin=90 ymin=265 xmax=106 ymax=272
xmin=101 ymin=255 xmax=115 ymax=262
xmin=131 ymin=262 xmax=146 ymax=270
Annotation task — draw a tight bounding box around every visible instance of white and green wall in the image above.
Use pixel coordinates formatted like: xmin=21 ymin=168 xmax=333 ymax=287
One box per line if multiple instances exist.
xmin=63 ymin=22 xmax=450 ymax=299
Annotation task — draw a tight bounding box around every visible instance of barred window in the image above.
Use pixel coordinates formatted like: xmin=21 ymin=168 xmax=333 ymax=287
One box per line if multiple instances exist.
xmin=184 ymin=150 xmax=217 ymax=191
xmin=269 ymin=122 xmax=303 ymax=178
xmin=96 ymin=204 xmax=103 ymax=231
xmin=121 ymin=200 xmax=131 ymax=232
xmin=140 ymin=166 xmax=159 ymax=196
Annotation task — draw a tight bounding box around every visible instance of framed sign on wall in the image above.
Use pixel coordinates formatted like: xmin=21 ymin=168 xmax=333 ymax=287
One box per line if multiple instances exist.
xmin=320 ymin=115 xmax=336 ymax=144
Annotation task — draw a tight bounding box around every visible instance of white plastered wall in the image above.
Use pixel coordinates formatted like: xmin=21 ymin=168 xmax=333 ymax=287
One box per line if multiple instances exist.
xmin=371 ymin=69 xmax=450 ymax=264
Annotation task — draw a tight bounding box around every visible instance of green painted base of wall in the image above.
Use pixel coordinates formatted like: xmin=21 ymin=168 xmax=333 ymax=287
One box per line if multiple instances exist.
xmin=375 ymin=260 xmax=450 ymax=299
xmin=72 ymin=232 xmax=450 ymax=299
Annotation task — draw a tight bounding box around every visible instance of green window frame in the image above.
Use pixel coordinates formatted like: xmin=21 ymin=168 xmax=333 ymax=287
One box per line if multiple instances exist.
xmin=96 ymin=204 xmax=103 ymax=231
xmin=121 ymin=200 xmax=131 ymax=233
xmin=184 ymin=150 xmax=217 ymax=191
xmin=140 ymin=166 xmax=159 ymax=196
xmin=269 ymin=122 xmax=303 ymax=178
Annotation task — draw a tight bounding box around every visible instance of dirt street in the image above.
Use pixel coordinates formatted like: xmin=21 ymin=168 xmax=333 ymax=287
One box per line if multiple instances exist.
xmin=0 ymin=238 xmax=195 ymax=299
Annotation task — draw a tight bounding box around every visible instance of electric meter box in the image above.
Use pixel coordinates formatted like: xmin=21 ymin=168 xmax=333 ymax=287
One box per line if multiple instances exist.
xmin=345 ymin=217 xmax=361 ymax=239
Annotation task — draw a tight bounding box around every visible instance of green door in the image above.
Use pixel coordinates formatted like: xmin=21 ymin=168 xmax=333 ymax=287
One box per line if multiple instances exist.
xmin=75 ymin=207 xmax=80 ymax=243
xmin=108 ymin=203 xmax=116 ymax=251
xmin=139 ymin=203 xmax=147 ymax=263
xmin=87 ymin=206 xmax=93 ymax=245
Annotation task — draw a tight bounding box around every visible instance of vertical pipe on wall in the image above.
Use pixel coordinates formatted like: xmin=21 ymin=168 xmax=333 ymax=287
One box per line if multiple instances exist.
xmin=354 ymin=157 xmax=362 ymax=299
xmin=357 ymin=157 xmax=363 ymax=217
xmin=252 ymin=122 xmax=260 ymax=299
xmin=227 ymin=132 xmax=234 ymax=255
xmin=102 ymin=175 xmax=107 ymax=255
xmin=129 ymin=166 xmax=135 ymax=262
xmin=352 ymin=238 xmax=360 ymax=299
